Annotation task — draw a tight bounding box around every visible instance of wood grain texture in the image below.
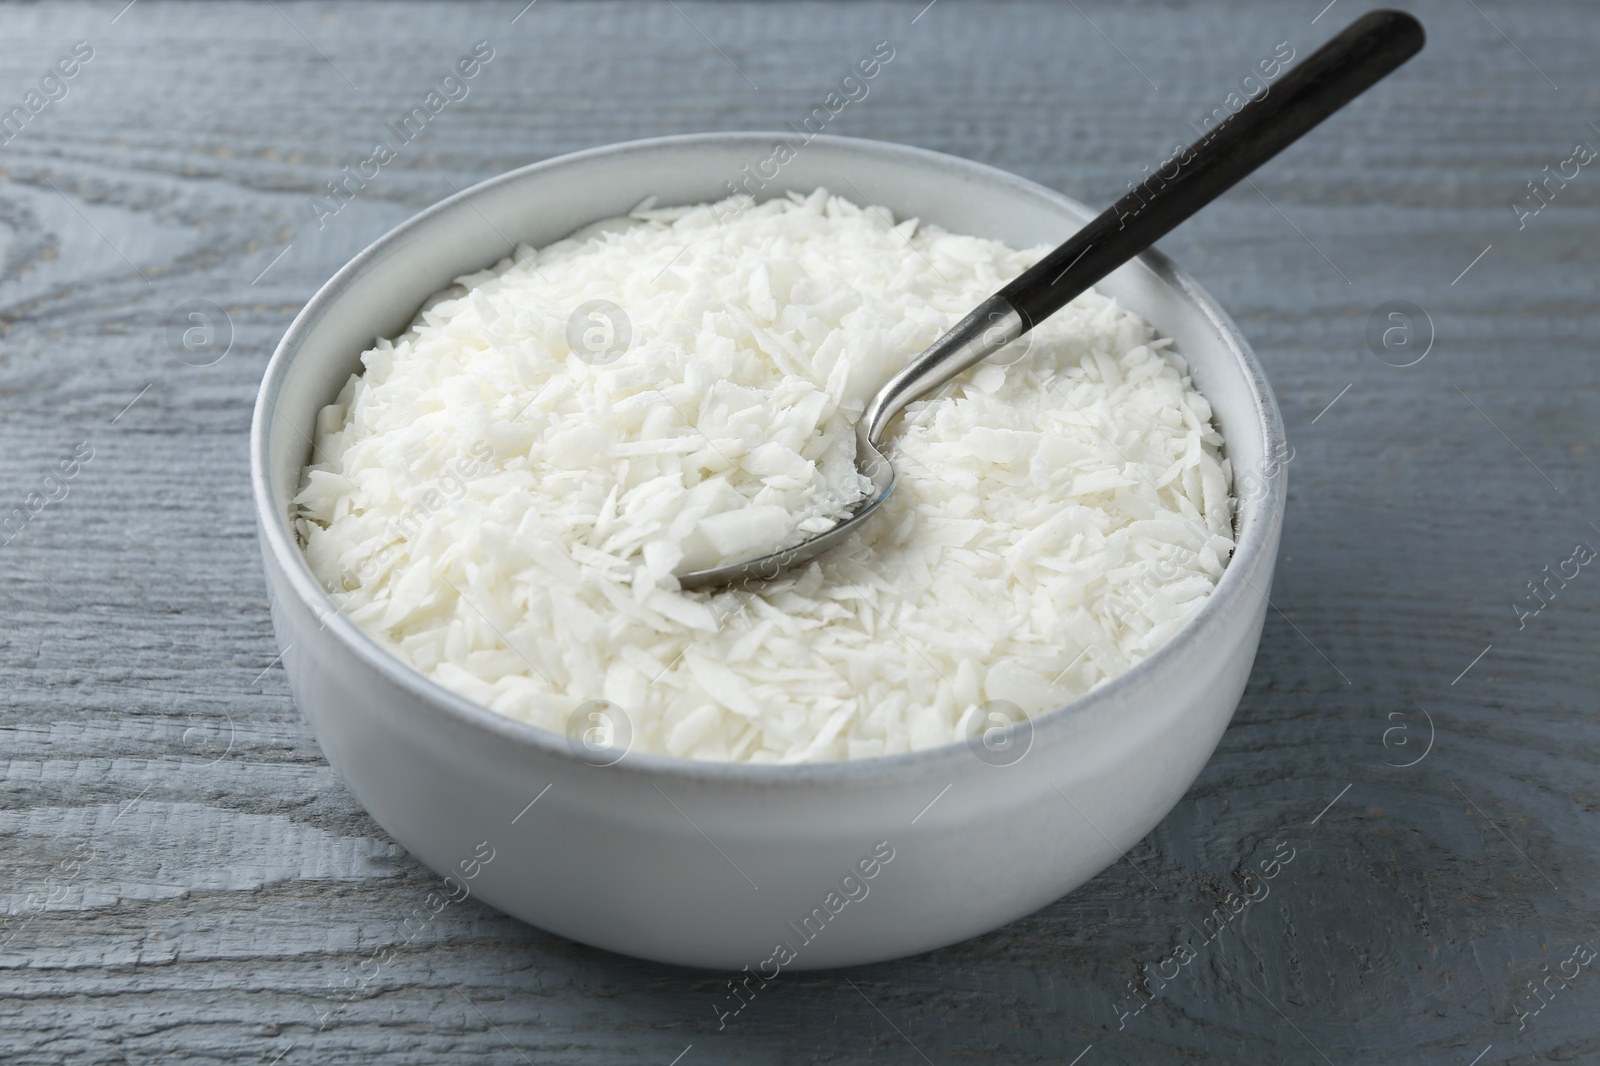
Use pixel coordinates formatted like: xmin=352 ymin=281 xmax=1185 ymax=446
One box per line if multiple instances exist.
xmin=1 ymin=0 xmax=1597 ymax=1062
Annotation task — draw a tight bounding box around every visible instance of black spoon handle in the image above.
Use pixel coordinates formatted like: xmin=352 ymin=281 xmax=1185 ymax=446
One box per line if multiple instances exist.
xmin=855 ymin=9 xmax=1424 ymax=448
xmin=996 ymin=8 xmax=1425 ymax=327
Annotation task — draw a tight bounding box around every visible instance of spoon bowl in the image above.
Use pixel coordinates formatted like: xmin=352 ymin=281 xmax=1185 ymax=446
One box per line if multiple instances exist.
xmin=677 ymin=427 xmax=895 ymax=590
xmin=673 ymin=294 xmax=1021 ymax=590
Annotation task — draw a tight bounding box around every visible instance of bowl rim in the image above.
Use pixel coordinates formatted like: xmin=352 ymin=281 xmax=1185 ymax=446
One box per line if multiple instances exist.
xmin=251 ymin=130 xmax=1287 ymax=787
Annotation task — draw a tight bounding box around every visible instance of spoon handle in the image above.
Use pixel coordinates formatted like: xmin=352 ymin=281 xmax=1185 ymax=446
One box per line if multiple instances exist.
xmin=999 ymin=8 xmax=1424 ymax=326
xmin=859 ymin=9 xmax=1423 ymax=445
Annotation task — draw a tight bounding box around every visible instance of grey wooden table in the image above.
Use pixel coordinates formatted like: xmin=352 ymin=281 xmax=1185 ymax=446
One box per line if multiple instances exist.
xmin=2 ymin=0 xmax=1596 ymax=1062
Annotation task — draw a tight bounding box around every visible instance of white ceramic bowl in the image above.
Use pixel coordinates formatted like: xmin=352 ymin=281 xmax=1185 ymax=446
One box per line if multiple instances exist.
xmin=252 ymin=133 xmax=1285 ymax=970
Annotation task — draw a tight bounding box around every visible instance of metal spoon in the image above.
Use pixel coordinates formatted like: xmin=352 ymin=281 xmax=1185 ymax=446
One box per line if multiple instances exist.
xmin=676 ymin=8 xmax=1424 ymax=592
